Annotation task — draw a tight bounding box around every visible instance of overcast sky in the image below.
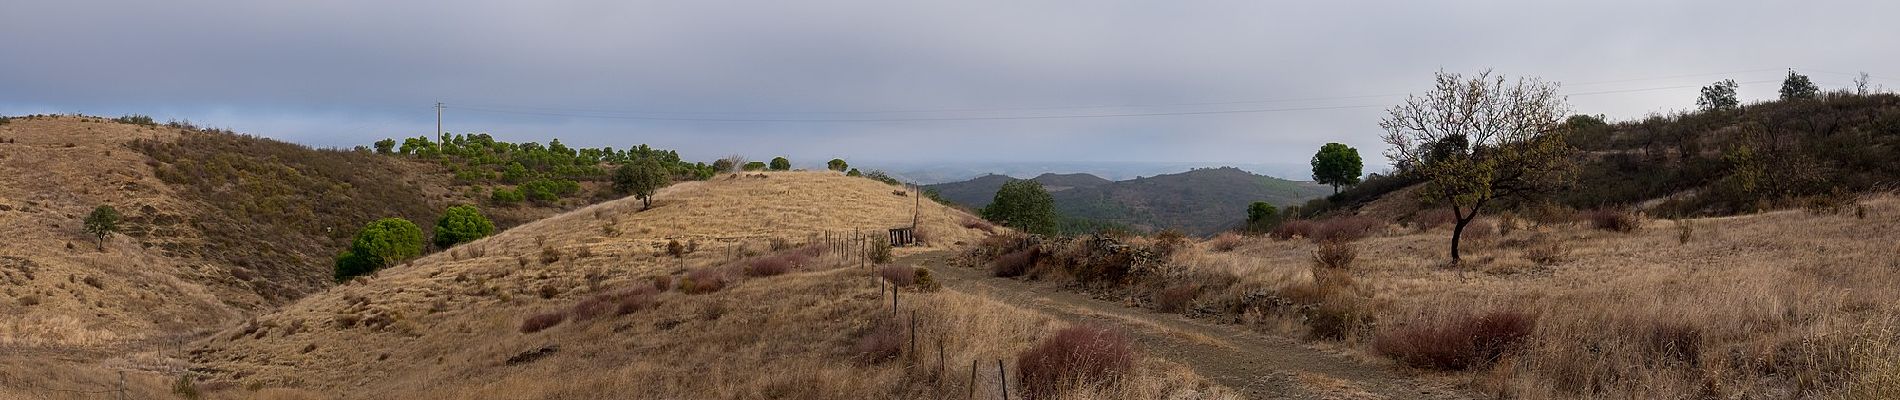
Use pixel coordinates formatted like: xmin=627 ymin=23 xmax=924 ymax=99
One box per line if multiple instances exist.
xmin=3 ymin=0 xmax=1895 ymax=172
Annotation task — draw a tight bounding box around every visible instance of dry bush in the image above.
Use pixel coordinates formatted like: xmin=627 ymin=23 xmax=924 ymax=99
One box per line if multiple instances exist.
xmin=745 ymin=255 xmax=795 ymax=277
xmin=1522 ymin=202 xmax=1579 ymax=225
xmin=1154 ymin=283 xmax=1199 ymax=313
xmin=518 ymin=311 xmax=566 ymax=334
xmin=1150 ymin=229 xmax=1188 ymax=256
xmin=851 ymin=321 xmax=903 ymax=364
xmin=1016 ymin=324 xmax=1134 ymax=400
xmin=961 ymin=217 xmax=996 ymax=233
xmin=877 ymin=265 xmax=916 ymax=286
xmin=1269 ymin=219 xmax=1318 ymax=241
xmin=666 ymin=240 xmax=685 ymax=257
xmin=650 ymin=275 xmax=673 ymax=291
xmin=1584 ymin=208 xmax=1642 ymax=233
xmin=992 ymin=247 xmax=1040 ymax=278
xmin=1311 ymin=241 xmax=1356 ymax=270
xmin=678 ymin=268 xmax=728 ymax=294
xmin=1673 ymin=218 xmax=1694 ymax=244
xmin=1641 ymin=321 xmax=1701 ymax=366
xmin=572 ymin=286 xmax=660 ymax=321
xmin=1205 ymin=232 xmax=1245 ymax=252
xmin=1311 ymin=216 xmax=1384 ymax=242
xmin=1303 ymin=297 xmax=1374 ymax=341
xmin=539 ymin=245 xmax=562 ymax=264
xmin=1522 ymin=236 xmax=1567 ymax=265
xmin=1374 ymin=311 xmax=1536 ymax=371
xmin=912 ymin=268 xmax=940 ymax=292
xmin=1410 ymin=208 xmax=1456 ymax=230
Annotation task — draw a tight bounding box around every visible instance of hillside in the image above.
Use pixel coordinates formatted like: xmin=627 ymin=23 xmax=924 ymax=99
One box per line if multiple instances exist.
xmin=926 ymin=172 xmax=1111 ymax=208
xmin=930 ymin=167 xmax=1330 ymax=235
xmin=179 ymin=172 xmax=1232 ymax=398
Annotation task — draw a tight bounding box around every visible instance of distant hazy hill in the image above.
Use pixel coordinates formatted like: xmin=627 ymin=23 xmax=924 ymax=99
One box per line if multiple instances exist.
xmin=927 ymin=167 xmax=1330 ymax=235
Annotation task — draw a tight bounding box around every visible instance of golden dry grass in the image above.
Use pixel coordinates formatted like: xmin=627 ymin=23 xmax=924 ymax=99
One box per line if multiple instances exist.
xmin=1171 ymin=195 xmax=1900 ymax=398
xmin=176 ymin=171 xmax=1232 ymax=398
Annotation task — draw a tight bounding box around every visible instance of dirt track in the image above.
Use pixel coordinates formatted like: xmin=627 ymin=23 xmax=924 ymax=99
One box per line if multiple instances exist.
xmin=905 ymin=251 xmax=1472 ymax=400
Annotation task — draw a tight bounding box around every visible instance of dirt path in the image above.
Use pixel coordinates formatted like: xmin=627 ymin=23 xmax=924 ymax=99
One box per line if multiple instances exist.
xmin=902 ymin=251 xmax=1471 ymax=400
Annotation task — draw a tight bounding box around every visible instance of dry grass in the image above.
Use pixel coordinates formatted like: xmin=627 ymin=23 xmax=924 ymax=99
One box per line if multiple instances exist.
xmin=168 ymin=171 xmax=1233 ymax=398
xmin=1158 ymin=195 xmax=1900 ymax=398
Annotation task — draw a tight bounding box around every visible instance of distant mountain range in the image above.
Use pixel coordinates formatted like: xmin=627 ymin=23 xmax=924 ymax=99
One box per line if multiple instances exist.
xmin=863 ymin=161 xmax=1320 ymax=185
xmin=926 ymin=167 xmax=1331 ymax=235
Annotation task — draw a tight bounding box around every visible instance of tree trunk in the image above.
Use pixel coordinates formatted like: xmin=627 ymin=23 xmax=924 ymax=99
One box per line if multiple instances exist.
xmin=1449 ymin=217 xmax=1469 ymax=263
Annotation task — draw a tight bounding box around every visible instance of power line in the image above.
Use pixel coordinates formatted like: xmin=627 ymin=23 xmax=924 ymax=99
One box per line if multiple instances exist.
xmin=441 ymin=71 xmax=1816 ymax=123
xmin=448 ymin=103 xmax=1386 ymax=122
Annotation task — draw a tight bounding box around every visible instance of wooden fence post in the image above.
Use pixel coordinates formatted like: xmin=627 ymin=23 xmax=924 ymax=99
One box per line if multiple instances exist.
xmin=118 ymin=370 xmax=125 ymax=400
xmin=909 ymin=310 xmax=917 ymax=357
xmin=997 ymin=360 xmax=1008 ymax=400
xmin=969 ymin=359 xmax=977 ymax=400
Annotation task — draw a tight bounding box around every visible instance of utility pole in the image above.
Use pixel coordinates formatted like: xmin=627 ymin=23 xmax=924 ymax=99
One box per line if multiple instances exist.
xmin=435 ymin=102 xmax=445 ymax=142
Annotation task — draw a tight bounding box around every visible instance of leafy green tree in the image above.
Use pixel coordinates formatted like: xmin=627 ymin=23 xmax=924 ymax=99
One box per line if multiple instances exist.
xmin=1310 ymin=143 xmax=1363 ymax=194
xmin=1698 ymin=79 xmax=1740 ymax=111
xmin=826 ymin=158 xmax=848 ymax=172
xmin=83 ymin=205 xmax=120 ymax=250
xmin=711 ymin=158 xmax=736 ymax=173
xmin=614 ymin=158 xmax=671 ymax=209
xmin=1780 ymin=70 xmax=1818 ymax=101
xmin=846 ymin=168 xmax=862 ymax=177
xmin=432 ymin=205 xmax=495 ymax=248
xmin=1247 ymin=202 xmax=1278 ymax=224
xmin=769 ymin=157 xmax=791 ymax=171
xmin=743 ymin=161 xmax=767 ymax=171
xmin=373 ymin=138 xmax=397 ymax=155
xmin=982 ymin=180 xmax=1057 ymax=235
xmin=1379 ymin=70 xmax=1574 ymax=263
xmin=334 ymin=218 xmax=425 ymax=281
xmin=490 ymin=188 xmax=525 ymax=205
xmin=501 ymin=162 xmax=532 ymax=184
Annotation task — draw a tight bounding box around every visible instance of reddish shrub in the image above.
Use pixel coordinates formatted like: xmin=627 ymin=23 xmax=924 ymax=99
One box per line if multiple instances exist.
xmin=651 ymin=275 xmax=674 ymax=291
xmin=573 ymin=286 xmax=661 ymax=321
xmin=1309 ymin=216 xmax=1383 ymax=243
xmin=1151 ymin=229 xmax=1188 ymax=256
xmin=878 ymin=265 xmax=917 ymax=286
xmin=1154 ymin=283 xmax=1199 ymax=313
xmin=519 ymin=311 xmax=566 ymax=334
xmin=1410 ymin=208 xmax=1457 ymax=230
xmin=1304 ymin=299 xmax=1372 ymax=341
xmin=1270 ymin=220 xmax=1318 ymax=241
xmin=1017 ymin=325 xmax=1134 ymax=399
xmin=1584 ymin=208 xmax=1642 ymax=233
xmin=852 ymin=321 xmax=904 ymax=364
xmin=679 ymin=268 xmax=728 ymax=294
xmin=992 ymin=247 xmax=1040 ymax=278
xmin=1373 ymin=311 xmax=1537 ymax=371
xmin=745 ymin=255 xmax=795 ymax=277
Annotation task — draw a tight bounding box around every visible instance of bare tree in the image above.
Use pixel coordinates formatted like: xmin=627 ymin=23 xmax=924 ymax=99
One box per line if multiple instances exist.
xmin=1379 ymin=70 xmax=1576 ymax=263
xmin=1854 ymin=72 xmax=1873 ymax=95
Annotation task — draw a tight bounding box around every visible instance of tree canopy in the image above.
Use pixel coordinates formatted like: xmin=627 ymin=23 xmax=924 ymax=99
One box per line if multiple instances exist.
xmin=1780 ymin=70 xmax=1818 ymax=101
xmin=83 ymin=205 xmax=120 ymax=249
xmin=1379 ymin=70 xmax=1574 ymax=262
xmin=1310 ymin=143 xmax=1363 ymax=194
xmin=982 ymin=180 xmax=1058 ymax=235
xmin=769 ymin=157 xmax=792 ymax=171
xmin=827 ymin=158 xmax=848 ymax=172
xmin=432 ymin=205 xmax=495 ymax=248
xmin=334 ymin=218 xmax=425 ymax=281
xmin=614 ymin=157 xmax=671 ymax=209
xmin=1698 ymin=79 xmax=1740 ymax=111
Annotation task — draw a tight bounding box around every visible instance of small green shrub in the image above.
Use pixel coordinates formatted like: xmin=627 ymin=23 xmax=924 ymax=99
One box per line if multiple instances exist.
xmin=433 ymin=205 xmax=495 ymax=248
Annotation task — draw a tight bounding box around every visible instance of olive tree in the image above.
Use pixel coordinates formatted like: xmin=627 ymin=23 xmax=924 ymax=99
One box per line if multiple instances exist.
xmin=1379 ymin=70 xmax=1575 ymax=263
xmin=83 ymin=205 xmax=120 ymax=250
xmin=1310 ymin=143 xmax=1363 ymax=194
xmin=614 ymin=157 xmax=670 ymax=209
xmin=1697 ymin=79 xmax=1739 ymax=112
xmin=769 ymin=157 xmax=792 ymax=171
xmin=827 ymin=158 xmax=849 ymax=172
xmin=982 ymin=180 xmax=1057 ymax=235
